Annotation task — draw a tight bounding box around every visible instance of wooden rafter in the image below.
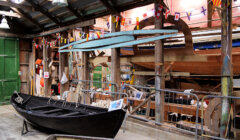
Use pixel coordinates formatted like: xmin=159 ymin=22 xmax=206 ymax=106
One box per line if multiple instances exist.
xmin=67 ymin=4 xmax=84 ymax=20
xmin=11 ymin=8 xmax=44 ymax=30
xmin=25 ymin=0 xmax=62 ymax=26
xmin=99 ymin=0 xmax=120 ymax=16
xmin=0 ymin=1 xmax=32 ymax=11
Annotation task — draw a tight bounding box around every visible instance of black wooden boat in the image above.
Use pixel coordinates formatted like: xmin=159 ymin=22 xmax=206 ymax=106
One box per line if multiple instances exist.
xmin=11 ymin=92 xmax=126 ymax=138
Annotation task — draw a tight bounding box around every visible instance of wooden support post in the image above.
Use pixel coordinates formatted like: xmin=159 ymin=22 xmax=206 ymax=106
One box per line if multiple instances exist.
xmin=43 ymin=38 xmax=49 ymax=96
xmin=207 ymin=0 xmax=213 ymax=27
xmin=111 ymin=14 xmax=121 ymax=95
xmin=220 ymin=0 xmax=232 ymax=138
xmin=154 ymin=0 xmax=165 ymax=123
xmin=32 ymin=41 xmax=36 ymax=96
xmin=59 ymin=38 xmax=65 ymax=97
xmin=83 ymin=27 xmax=90 ymax=104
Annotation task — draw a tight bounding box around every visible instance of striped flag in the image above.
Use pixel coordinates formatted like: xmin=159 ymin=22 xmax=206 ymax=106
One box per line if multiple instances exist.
xmin=96 ymin=32 xmax=101 ymax=39
xmin=212 ymin=0 xmax=221 ymax=6
xmin=121 ymin=18 xmax=125 ymax=26
xmin=136 ymin=17 xmax=139 ymax=30
xmin=86 ymin=34 xmax=89 ymax=41
xmin=116 ymin=16 xmax=120 ymax=28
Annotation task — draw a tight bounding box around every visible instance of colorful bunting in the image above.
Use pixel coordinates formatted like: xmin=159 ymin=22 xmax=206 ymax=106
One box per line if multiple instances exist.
xmin=201 ymin=6 xmax=207 ymax=15
xmin=174 ymin=12 xmax=180 ymax=21
xmin=165 ymin=9 xmax=170 ymax=19
xmin=116 ymin=16 xmax=120 ymax=28
xmin=106 ymin=21 xmax=110 ymax=29
xmin=121 ymin=18 xmax=125 ymax=26
xmin=112 ymin=16 xmax=116 ymax=23
xmin=186 ymin=12 xmax=192 ymax=21
xmin=212 ymin=0 xmax=221 ymax=7
xmin=86 ymin=34 xmax=89 ymax=41
xmin=97 ymin=32 xmax=101 ymax=39
xmin=136 ymin=17 xmax=139 ymax=30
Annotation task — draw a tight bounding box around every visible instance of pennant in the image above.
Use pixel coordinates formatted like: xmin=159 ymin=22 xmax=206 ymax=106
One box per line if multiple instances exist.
xmin=96 ymin=32 xmax=101 ymax=39
xmin=186 ymin=12 xmax=191 ymax=21
xmin=112 ymin=16 xmax=116 ymax=23
xmin=91 ymin=33 xmax=95 ymax=39
xmin=158 ymin=5 xmax=163 ymax=11
xmin=201 ymin=6 xmax=207 ymax=15
xmin=165 ymin=9 xmax=170 ymax=19
xmin=86 ymin=34 xmax=89 ymax=41
xmin=101 ymin=29 xmax=104 ymax=37
xmin=106 ymin=21 xmax=110 ymax=29
xmin=136 ymin=17 xmax=139 ymax=30
xmin=79 ymin=33 xmax=81 ymax=38
xmin=212 ymin=0 xmax=221 ymax=7
xmin=143 ymin=13 xmax=148 ymax=21
xmin=174 ymin=12 xmax=180 ymax=21
xmin=116 ymin=16 xmax=120 ymax=28
xmin=64 ymin=39 xmax=67 ymax=44
xmin=128 ymin=18 xmax=132 ymax=25
xmin=61 ymin=37 xmax=63 ymax=43
xmin=121 ymin=18 xmax=125 ymax=26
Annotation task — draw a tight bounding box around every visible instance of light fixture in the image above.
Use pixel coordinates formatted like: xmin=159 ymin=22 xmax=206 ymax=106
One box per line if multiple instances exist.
xmin=0 ymin=16 xmax=10 ymax=29
xmin=11 ymin=0 xmax=24 ymax=4
xmin=52 ymin=0 xmax=68 ymax=7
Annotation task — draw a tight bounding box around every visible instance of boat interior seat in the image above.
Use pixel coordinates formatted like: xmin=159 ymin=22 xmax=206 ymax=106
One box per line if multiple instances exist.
xmin=30 ymin=105 xmax=52 ymax=110
xmin=41 ymin=108 xmax=63 ymax=114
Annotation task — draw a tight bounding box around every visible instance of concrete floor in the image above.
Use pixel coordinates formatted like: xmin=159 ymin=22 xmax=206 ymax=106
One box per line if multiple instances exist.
xmin=0 ymin=105 xmax=152 ymax=140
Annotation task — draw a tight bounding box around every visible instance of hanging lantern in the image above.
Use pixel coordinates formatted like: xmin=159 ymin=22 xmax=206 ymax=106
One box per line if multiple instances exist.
xmin=52 ymin=0 xmax=68 ymax=7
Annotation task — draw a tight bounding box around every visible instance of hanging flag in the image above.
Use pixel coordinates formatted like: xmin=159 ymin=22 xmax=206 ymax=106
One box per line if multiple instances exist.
xmin=91 ymin=33 xmax=95 ymax=39
xmin=82 ymin=32 xmax=85 ymax=39
xmin=64 ymin=39 xmax=67 ymax=44
xmin=136 ymin=17 xmax=139 ymax=30
xmin=106 ymin=21 xmax=110 ymax=29
xmin=186 ymin=12 xmax=192 ymax=21
xmin=121 ymin=18 xmax=125 ymax=26
xmin=61 ymin=37 xmax=63 ymax=43
xmin=116 ymin=16 xmax=120 ymax=28
xmin=155 ymin=4 xmax=163 ymax=19
xmin=101 ymin=29 xmax=104 ymax=37
xmin=174 ymin=12 xmax=180 ymax=21
xmin=112 ymin=16 xmax=116 ymax=23
xmin=128 ymin=18 xmax=132 ymax=25
xmin=86 ymin=34 xmax=89 ymax=41
xmin=79 ymin=32 xmax=81 ymax=38
xmin=201 ymin=6 xmax=207 ymax=15
xmin=96 ymin=32 xmax=101 ymax=39
xmin=212 ymin=0 xmax=221 ymax=7
xmin=165 ymin=9 xmax=170 ymax=19
xmin=143 ymin=13 xmax=148 ymax=21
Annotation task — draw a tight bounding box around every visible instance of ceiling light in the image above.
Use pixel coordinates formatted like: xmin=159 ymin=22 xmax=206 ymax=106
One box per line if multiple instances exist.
xmin=52 ymin=0 xmax=68 ymax=7
xmin=11 ymin=0 xmax=24 ymax=4
xmin=0 ymin=16 xmax=10 ymax=29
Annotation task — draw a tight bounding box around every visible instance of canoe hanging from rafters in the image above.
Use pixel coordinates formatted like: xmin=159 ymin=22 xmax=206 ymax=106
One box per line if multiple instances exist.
xmin=58 ymin=29 xmax=178 ymax=53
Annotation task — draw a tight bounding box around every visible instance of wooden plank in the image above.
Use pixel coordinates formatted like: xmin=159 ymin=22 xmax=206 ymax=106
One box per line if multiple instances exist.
xmin=0 ymin=1 xmax=32 ymax=11
xmin=60 ymin=34 xmax=177 ymax=52
xmin=59 ymin=29 xmax=177 ymax=50
xmin=0 ymin=10 xmax=20 ymax=18
xmin=74 ymin=36 xmax=135 ymax=49
xmin=25 ymin=19 xmax=95 ymax=38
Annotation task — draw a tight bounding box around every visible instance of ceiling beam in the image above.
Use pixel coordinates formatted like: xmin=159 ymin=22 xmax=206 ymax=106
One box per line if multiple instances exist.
xmin=99 ymin=0 xmax=120 ymax=16
xmin=66 ymin=4 xmax=84 ymax=20
xmin=0 ymin=10 xmax=20 ymax=18
xmin=0 ymin=1 xmax=32 ymax=11
xmin=25 ymin=0 xmax=62 ymax=26
xmin=11 ymin=8 xmax=44 ymax=30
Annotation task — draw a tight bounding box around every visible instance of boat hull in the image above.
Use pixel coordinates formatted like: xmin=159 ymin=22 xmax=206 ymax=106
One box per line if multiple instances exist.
xmin=11 ymin=93 xmax=126 ymax=138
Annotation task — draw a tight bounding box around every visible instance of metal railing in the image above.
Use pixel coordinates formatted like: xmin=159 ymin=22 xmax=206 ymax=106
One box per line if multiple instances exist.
xmin=121 ymin=84 xmax=200 ymax=140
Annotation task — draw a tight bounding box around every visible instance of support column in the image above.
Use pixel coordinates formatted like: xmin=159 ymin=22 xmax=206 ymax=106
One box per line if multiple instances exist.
xmin=154 ymin=0 xmax=165 ymax=123
xmin=220 ymin=0 xmax=232 ymax=138
xmin=207 ymin=0 xmax=213 ymax=27
xmin=32 ymin=41 xmax=36 ymax=96
xmin=43 ymin=38 xmax=49 ymax=96
xmin=111 ymin=15 xmax=121 ymax=93
xmin=83 ymin=27 xmax=90 ymax=83
xmin=59 ymin=38 xmax=65 ymax=97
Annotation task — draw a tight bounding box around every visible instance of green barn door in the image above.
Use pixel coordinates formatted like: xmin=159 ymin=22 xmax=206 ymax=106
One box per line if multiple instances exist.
xmin=0 ymin=38 xmax=20 ymax=105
